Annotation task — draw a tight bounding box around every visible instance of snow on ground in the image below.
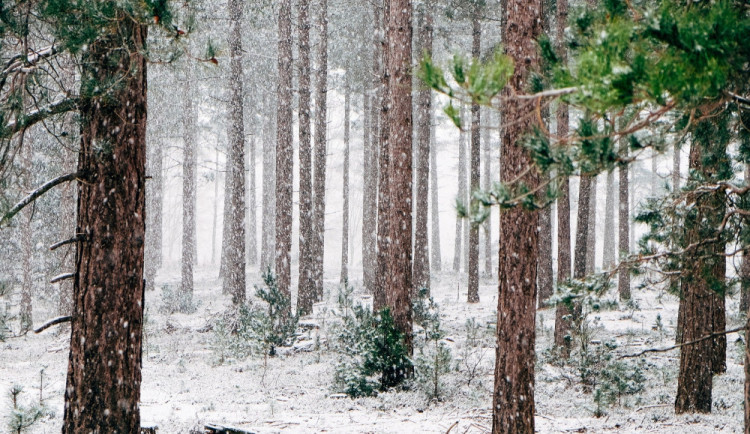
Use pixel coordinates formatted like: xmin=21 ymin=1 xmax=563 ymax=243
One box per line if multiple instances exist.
xmin=1 ymin=265 xmax=745 ymax=433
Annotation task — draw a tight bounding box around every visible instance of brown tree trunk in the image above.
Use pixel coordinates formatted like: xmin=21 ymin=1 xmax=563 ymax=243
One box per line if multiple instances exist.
xmin=180 ymin=67 xmax=197 ymax=304
xmin=298 ymin=0 xmax=315 ymax=315
xmin=362 ymin=91 xmax=378 ymax=292
xmin=340 ymin=77 xmax=350 ymax=285
xmin=63 ymin=18 xmax=147 ymax=433
xmin=586 ymin=176 xmax=597 ymax=274
xmin=275 ymin=0 xmax=294 ymax=303
xmin=467 ymin=11 xmax=481 ymax=304
xmin=492 ymin=0 xmax=541 ymax=432
xmin=453 ymin=105 xmax=467 ymax=273
xmin=603 ymin=169 xmax=616 ymax=269
xmin=618 ymin=133 xmax=631 ymax=300
xmin=224 ymin=0 xmax=247 ymax=304
xmin=312 ymin=0 xmax=329 ymax=302
xmin=375 ymin=0 xmax=389 ymax=312
xmin=261 ymin=109 xmax=276 ymax=271
xmin=413 ymin=6 xmax=432 ymax=294
xmin=482 ymin=109 xmax=492 ymax=277
xmin=384 ymin=0 xmax=413 ymax=353
xmin=742 ymin=168 xmax=750 ymax=315
xmin=430 ymin=106 xmax=441 ymax=271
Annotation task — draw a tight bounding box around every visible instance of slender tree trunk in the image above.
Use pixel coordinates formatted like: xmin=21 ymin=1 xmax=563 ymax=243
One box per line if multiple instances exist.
xmin=586 ymin=176 xmax=597 ymax=274
xmin=493 ymin=1 xmax=541 ymax=431
xmin=211 ymin=146 xmax=219 ymax=265
xmin=482 ymin=108 xmax=492 ymax=277
xmin=453 ymin=105 xmax=467 ymax=273
xmin=180 ymin=68 xmax=197 ymax=304
xmin=467 ymin=11 xmax=481 ymax=304
xmin=742 ymin=165 xmax=750 ymax=315
xmin=341 ymin=78 xmax=350 ymax=285
xmin=247 ymin=126 xmax=257 ymax=266
xmin=298 ymin=0 xmax=315 ymax=314
xmin=384 ymin=0 xmax=413 ymax=353
xmin=63 ymin=18 xmax=147 ymax=432
xmin=261 ymin=110 xmax=276 ymax=271
xmin=618 ymin=133 xmax=631 ymax=300
xmin=224 ymin=0 xmax=247 ymax=305
xmin=362 ymin=91 xmax=378 ymax=292
xmin=673 ymin=143 xmax=681 ymax=191
xmin=375 ymin=0 xmax=389 ymax=312
xmin=413 ymin=6 xmax=432 ymax=294
xmin=276 ymin=0 xmax=294 ymax=303
xmin=312 ymin=0 xmax=329 ymax=302
xmin=19 ymin=130 xmax=33 ymax=333
xmin=603 ymin=168 xmax=616 ymax=268
xmin=430 ymin=106 xmax=441 ymax=271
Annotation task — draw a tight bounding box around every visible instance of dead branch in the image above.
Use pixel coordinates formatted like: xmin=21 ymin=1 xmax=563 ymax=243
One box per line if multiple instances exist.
xmin=34 ymin=315 xmax=72 ymax=334
xmin=50 ymin=234 xmax=83 ymax=251
xmin=50 ymin=273 xmax=75 ymax=284
xmin=0 ymin=172 xmax=79 ymax=228
xmin=619 ymin=325 xmax=745 ymax=359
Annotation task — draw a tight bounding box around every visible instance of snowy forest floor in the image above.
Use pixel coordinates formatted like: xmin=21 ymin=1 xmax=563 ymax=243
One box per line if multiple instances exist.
xmin=1 ymin=266 xmax=745 ymax=433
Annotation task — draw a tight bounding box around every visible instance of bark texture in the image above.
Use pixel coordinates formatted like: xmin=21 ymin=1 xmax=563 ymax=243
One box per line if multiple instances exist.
xmin=19 ymin=129 xmax=33 ymax=332
xmin=362 ymin=91 xmax=377 ymax=292
xmin=312 ymin=0 xmax=329 ymax=301
xmin=482 ymin=109 xmax=492 ymax=277
xmin=492 ymin=1 xmax=541 ymax=432
xmin=340 ymin=79 xmax=350 ymax=285
xmin=63 ymin=18 xmax=147 ymax=433
xmin=246 ymin=126 xmax=257 ymax=265
xmin=375 ymin=0 xmax=389 ymax=312
xmin=180 ymin=68 xmax=197 ymax=303
xmin=384 ymin=0 xmax=413 ymax=353
xmin=275 ymin=0 xmax=294 ymax=303
xmin=261 ymin=109 xmax=276 ymax=271
xmin=586 ymin=176 xmax=597 ymax=274
xmin=430 ymin=106 xmax=441 ymax=271
xmin=453 ymin=105 xmax=467 ymax=273
xmin=618 ymin=138 xmax=631 ymax=300
xmin=603 ymin=168 xmax=616 ymax=269
xmin=467 ymin=11 xmax=481 ymax=304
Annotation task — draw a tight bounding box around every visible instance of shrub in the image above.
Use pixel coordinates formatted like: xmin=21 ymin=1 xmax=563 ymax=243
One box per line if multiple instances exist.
xmin=159 ymin=283 xmax=197 ymax=315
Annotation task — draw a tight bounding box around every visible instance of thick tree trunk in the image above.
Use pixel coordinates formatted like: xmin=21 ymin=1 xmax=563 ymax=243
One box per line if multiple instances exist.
xmin=312 ymin=0 xmax=329 ymax=302
xmin=384 ymin=0 xmax=413 ymax=353
xmin=603 ymin=169 xmax=616 ymax=269
xmin=341 ymin=79 xmax=350 ymax=285
xmin=453 ymin=105 xmax=467 ymax=273
xmin=555 ymin=0 xmax=570 ymax=292
xmin=276 ymin=0 xmax=294 ymax=303
xmin=298 ymin=0 xmax=315 ymax=315
xmin=711 ymin=259 xmax=727 ymax=374
xmin=618 ymin=136 xmax=631 ymax=300
xmin=224 ymin=0 xmax=247 ymax=305
xmin=63 ymin=19 xmax=147 ymax=433
xmin=467 ymin=12 xmax=481 ymax=304
xmin=430 ymin=107 xmax=441 ymax=271
xmin=413 ymin=7 xmax=432 ymax=294
xmin=180 ymin=68 xmax=197 ymax=304
xmin=375 ymin=0 xmax=389 ymax=312
xmin=492 ymin=1 xmax=541 ymax=432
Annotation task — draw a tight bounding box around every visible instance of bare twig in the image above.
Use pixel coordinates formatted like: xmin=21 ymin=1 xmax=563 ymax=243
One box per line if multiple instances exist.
xmin=0 ymin=172 xmax=79 ymax=228
xmin=50 ymin=272 xmax=75 ymax=284
xmin=50 ymin=234 xmax=83 ymax=251
xmin=34 ymin=315 xmax=72 ymax=334
xmin=619 ymin=325 xmax=745 ymax=359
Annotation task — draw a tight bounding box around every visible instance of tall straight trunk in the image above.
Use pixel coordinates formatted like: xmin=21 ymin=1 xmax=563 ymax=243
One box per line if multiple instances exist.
xmin=586 ymin=175 xmax=597 ymax=273
xmin=312 ymin=0 xmax=329 ymax=301
xmin=261 ymin=111 xmax=276 ymax=270
xmin=298 ymin=0 xmax=315 ymax=314
xmin=340 ymin=79 xmax=350 ymax=285
xmin=555 ymin=0 xmax=570 ymax=285
xmin=467 ymin=11 xmax=481 ymax=304
xmin=180 ymin=69 xmax=197 ymax=302
xmin=384 ymin=0 xmax=413 ymax=353
xmin=430 ymin=107 xmax=442 ymax=271
xmin=375 ymin=0 xmax=389 ymax=311
xmin=453 ymin=105 xmax=467 ymax=273
xmin=603 ymin=169 xmax=616 ymax=269
xmin=745 ymin=315 xmax=750 ymax=433
xmin=211 ymin=147 xmax=219 ymax=265
xmin=618 ymin=133 xmax=631 ymax=300
xmin=19 ymin=130 xmax=33 ymax=332
xmin=482 ymin=109 xmax=492 ymax=276
xmin=362 ymin=91 xmax=378 ymax=292
xmin=63 ymin=18 xmax=147 ymax=432
xmin=224 ymin=0 xmax=247 ymax=305
xmin=711 ymin=257 xmax=726 ymax=374
xmin=413 ymin=6 xmax=432 ymax=294
xmin=247 ymin=126 xmax=258 ymax=265
xmin=493 ymin=1 xmax=541 ymax=432
xmin=220 ymin=144 xmax=232 ymax=279
xmin=742 ymin=162 xmax=750 ymax=314
xmin=276 ymin=0 xmax=294 ymax=302
xmin=673 ymin=143 xmax=681 ymax=191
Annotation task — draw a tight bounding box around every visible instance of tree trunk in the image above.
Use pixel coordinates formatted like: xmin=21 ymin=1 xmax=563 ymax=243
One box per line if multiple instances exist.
xmin=586 ymin=176 xmax=597 ymax=274
xmin=673 ymin=143 xmax=681 ymax=191
xmin=467 ymin=11 xmax=481 ymax=304
xmin=63 ymin=18 xmax=147 ymax=433
xmin=482 ymin=108 xmax=492 ymax=277
xmin=453 ymin=105 xmax=467 ymax=273
xmin=341 ymin=78 xmax=350 ymax=285
xmin=745 ymin=315 xmax=750 ymax=433
xmin=298 ymin=0 xmax=315 ymax=315
xmin=555 ymin=0 xmax=570 ymax=293
xmin=211 ymin=146 xmax=220 ymax=265
xmin=261 ymin=110 xmax=276 ymax=271
xmin=430 ymin=105 xmax=441 ymax=271
xmin=618 ymin=134 xmax=631 ymax=300
xmin=413 ymin=6 xmax=432 ymax=294
xmin=312 ymin=0 xmax=329 ymax=302
xmin=362 ymin=91 xmax=378 ymax=292
xmin=603 ymin=169 xmax=616 ymax=269
xmin=742 ymin=167 xmax=750 ymax=315
xmin=384 ymin=0 xmax=413 ymax=353
xmin=275 ymin=0 xmax=294 ymax=304
xmin=59 ymin=140 xmax=78 ymax=312
xmin=375 ymin=0 xmax=389 ymax=312
xmin=180 ymin=68 xmax=197 ymax=304
xmin=246 ymin=125 xmax=258 ymax=266
xmin=492 ymin=1 xmax=541 ymax=432
xmin=19 ymin=129 xmax=33 ymax=333
xmin=224 ymin=0 xmax=247 ymax=305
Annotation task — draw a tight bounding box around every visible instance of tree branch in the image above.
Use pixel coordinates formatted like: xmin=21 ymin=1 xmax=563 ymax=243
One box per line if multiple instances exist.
xmin=50 ymin=272 xmax=75 ymax=284
xmin=619 ymin=325 xmax=745 ymax=359
xmin=1 ymin=97 xmax=80 ymax=139
xmin=33 ymin=315 xmax=72 ymax=334
xmin=50 ymin=234 xmax=83 ymax=251
xmin=0 ymin=172 xmax=80 ymax=228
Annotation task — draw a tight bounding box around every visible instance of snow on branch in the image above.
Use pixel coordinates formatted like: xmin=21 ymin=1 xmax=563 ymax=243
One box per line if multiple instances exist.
xmin=0 ymin=172 xmax=80 ymax=229
xmin=1 ymin=97 xmax=80 ymax=139
xmin=619 ymin=325 xmax=746 ymax=359
xmin=50 ymin=273 xmax=75 ymax=284
xmin=33 ymin=315 xmax=72 ymax=334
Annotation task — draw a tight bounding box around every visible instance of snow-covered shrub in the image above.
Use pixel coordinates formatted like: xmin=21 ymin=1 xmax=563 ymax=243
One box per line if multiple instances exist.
xmin=593 ymin=360 xmax=646 ymax=416
xmin=412 ymin=288 xmax=453 ymax=400
xmin=7 ymin=384 xmax=51 ymax=434
xmin=159 ymin=283 xmax=197 ymax=314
